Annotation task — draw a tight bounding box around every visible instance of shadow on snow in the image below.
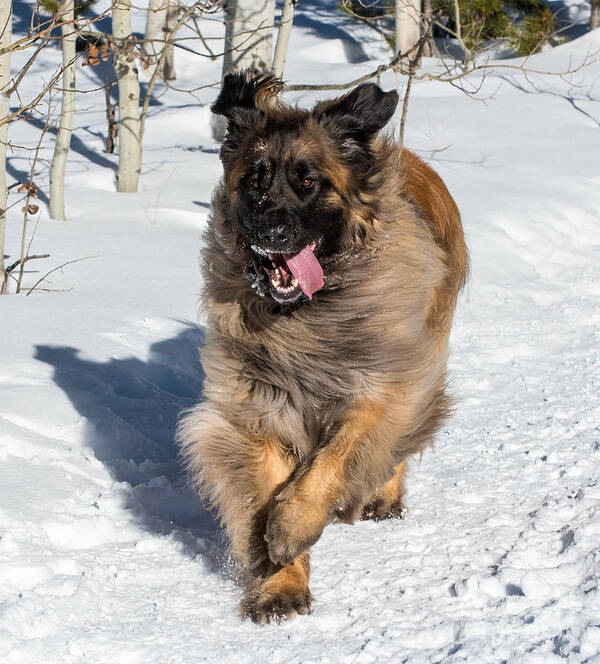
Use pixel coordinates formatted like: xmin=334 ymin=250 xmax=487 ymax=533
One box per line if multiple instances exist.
xmin=35 ymin=323 xmax=225 ymax=569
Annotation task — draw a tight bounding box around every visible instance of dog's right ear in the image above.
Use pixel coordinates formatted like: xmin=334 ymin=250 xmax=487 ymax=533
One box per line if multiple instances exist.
xmin=211 ymin=71 xmax=283 ymax=134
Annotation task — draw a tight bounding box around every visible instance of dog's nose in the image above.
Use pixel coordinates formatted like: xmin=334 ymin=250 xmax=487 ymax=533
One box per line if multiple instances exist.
xmin=258 ymin=224 xmax=287 ymax=245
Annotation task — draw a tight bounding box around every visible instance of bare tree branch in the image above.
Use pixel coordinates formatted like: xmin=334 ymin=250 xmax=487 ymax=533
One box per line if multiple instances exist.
xmin=26 ymin=255 xmax=100 ymax=296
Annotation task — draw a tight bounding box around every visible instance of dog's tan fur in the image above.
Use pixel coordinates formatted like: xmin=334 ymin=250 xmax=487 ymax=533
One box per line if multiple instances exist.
xmin=178 ymin=83 xmax=468 ymax=623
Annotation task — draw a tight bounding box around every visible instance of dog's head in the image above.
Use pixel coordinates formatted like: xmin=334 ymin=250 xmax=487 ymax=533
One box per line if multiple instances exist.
xmin=211 ymin=71 xmax=398 ymax=305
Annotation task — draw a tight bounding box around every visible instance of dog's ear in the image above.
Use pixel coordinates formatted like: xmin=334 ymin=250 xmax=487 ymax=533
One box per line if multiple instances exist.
xmin=211 ymin=71 xmax=283 ymax=133
xmin=313 ymin=83 xmax=398 ymax=141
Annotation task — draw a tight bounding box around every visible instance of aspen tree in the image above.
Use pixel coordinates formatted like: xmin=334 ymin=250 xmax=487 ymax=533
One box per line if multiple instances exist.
xmin=49 ymin=0 xmax=76 ymax=220
xmin=0 ymin=0 xmax=11 ymax=291
xmin=113 ymin=0 xmax=140 ymax=192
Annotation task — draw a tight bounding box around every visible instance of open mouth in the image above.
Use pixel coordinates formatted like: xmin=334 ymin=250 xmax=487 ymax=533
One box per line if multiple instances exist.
xmin=251 ymin=240 xmax=324 ymax=303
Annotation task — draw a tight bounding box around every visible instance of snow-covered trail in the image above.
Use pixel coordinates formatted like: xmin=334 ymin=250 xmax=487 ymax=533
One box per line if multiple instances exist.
xmin=1 ymin=4 xmax=600 ymax=660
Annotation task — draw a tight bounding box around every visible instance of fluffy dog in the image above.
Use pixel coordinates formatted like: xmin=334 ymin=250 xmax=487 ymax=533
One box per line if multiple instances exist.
xmin=178 ymin=71 xmax=468 ymax=623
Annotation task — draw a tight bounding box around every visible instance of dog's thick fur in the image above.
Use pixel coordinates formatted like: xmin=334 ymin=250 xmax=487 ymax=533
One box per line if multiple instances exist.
xmin=178 ymin=72 xmax=468 ymax=623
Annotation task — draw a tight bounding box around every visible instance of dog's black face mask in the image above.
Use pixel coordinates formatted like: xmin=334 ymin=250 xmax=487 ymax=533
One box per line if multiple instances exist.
xmin=211 ymin=72 xmax=398 ymax=304
xmin=233 ymin=139 xmax=346 ymax=304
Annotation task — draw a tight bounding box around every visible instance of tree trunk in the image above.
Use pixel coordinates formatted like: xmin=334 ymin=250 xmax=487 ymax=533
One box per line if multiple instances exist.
xmin=422 ymin=0 xmax=433 ymax=57
xmin=49 ymin=0 xmax=76 ymax=221
xmin=113 ymin=0 xmax=140 ymax=193
xmin=591 ymin=0 xmax=600 ymax=30
xmin=223 ymin=0 xmax=274 ymax=73
xmin=162 ymin=0 xmax=177 ymax=80
xmin=215 ymin=0 xmax=275 ymax=140
xmin=143 ymin=0 xmax=177 ymax=81
xmin=0 ymin=0 xmax=11 ymax=293
xmin=143 ymin=0 xmax=168 ymax=69
xmin=395 ymin=0 xmax=421 ymax=67
xmin=272 ymin=0 xmax=295 ymax=79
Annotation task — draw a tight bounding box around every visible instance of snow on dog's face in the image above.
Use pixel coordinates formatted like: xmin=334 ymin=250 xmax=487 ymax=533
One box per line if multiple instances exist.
xmin=211 ymin=72 xmax=398 ymax=305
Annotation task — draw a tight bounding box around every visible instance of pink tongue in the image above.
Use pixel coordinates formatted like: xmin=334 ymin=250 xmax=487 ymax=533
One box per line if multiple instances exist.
xmin=283 ymin=246 xmax=324 ymax=300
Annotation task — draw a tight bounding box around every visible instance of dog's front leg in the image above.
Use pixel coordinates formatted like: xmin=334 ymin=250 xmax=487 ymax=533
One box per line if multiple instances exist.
xmin=237 ymin=435 xmax=315 ymax=624
xmin=265 ymin=398 xmax=396 ymax=566
xmin=180 ymin=406 xmax=313 ymax=623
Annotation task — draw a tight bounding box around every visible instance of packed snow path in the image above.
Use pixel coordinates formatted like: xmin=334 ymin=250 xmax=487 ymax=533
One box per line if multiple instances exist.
xmin=1 ymin=7 xmax=600 ymax=662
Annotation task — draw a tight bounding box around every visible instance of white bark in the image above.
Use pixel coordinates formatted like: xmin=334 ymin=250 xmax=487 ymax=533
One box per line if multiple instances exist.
xmin=113 ymin=0 xmax=140 ymax=193
xmin=143 ymin=0 xmax=168 ymax=63
xmin=215 ymin=0 xmax=275 ymax=140
xmin=142 ymin=0 xmax=177 ymax=81
xmin=272 ymin=0 xmax=295 ymax=79
xmin=163 ymin=0 xmax=177 ymax=80
xmin=395 ymin=0 xmax=421 ymax=65
xmin=49 ymin=0 xmax=76 ymax=221
xmin=0 ymin=0 xmax=11 ymax=292
xmin=591 ymin=0 xmax=600 ymax=30
xmin=422 ymin=0 xmax=433 ymax=57
xmin=222 ymin=0 xmax=274 ymax=73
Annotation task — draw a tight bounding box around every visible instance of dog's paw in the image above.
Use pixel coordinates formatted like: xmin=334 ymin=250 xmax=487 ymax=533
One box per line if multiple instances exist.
xmin=360 ymin=498 xmax=406 ymax=522
xmin=264 ymin=499 xmax=325 ymax=566
xmin=240 ymin=586 xmax=312 ymax=624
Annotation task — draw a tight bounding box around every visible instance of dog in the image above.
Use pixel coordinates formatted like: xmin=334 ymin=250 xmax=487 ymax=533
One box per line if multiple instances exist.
xmin=178 ymin=71 xmax=468 ymax=624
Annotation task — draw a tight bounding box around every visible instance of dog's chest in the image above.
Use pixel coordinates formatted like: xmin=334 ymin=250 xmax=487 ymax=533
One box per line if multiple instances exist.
xmin=243 ymin=308 xmax=386 ymax=397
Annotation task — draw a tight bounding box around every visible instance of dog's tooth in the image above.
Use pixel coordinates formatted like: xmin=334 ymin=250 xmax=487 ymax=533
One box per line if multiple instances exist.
xmin=251 ymin=245 xmax=268 ymax=257
xmin=291 ymin=278 xmax=298 ymax=287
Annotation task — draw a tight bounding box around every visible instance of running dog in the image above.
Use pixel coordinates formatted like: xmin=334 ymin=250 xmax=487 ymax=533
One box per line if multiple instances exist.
xmin=178 ymin=71 xmax=468 ymax=623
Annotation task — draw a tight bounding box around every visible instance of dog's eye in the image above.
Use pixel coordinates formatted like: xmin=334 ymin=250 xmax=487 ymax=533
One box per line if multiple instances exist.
xmin=250 ymin=177 xmax=260 ymax=190
xmin=302 ymin=178 xmax=314 ymax=190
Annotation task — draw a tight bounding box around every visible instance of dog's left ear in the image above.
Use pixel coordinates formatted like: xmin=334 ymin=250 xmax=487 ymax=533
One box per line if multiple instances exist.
xmin=313 ymin=83 xmax=398 ymax=141
xmin=211 ymin=71 xmax=283 ymax=134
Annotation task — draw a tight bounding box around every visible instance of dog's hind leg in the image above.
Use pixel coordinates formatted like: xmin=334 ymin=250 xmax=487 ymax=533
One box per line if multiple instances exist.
xmin=360 ymin=461 xmax=407 ymax=522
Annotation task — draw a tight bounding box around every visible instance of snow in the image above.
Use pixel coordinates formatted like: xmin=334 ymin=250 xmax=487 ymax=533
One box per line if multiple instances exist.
xmin=1 ymin=2 xmax=600 ymax=662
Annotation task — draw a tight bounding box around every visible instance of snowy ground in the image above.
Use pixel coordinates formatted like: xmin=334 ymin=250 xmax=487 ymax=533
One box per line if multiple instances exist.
xmin=1 ymin=3 xmax=600 ymax=662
